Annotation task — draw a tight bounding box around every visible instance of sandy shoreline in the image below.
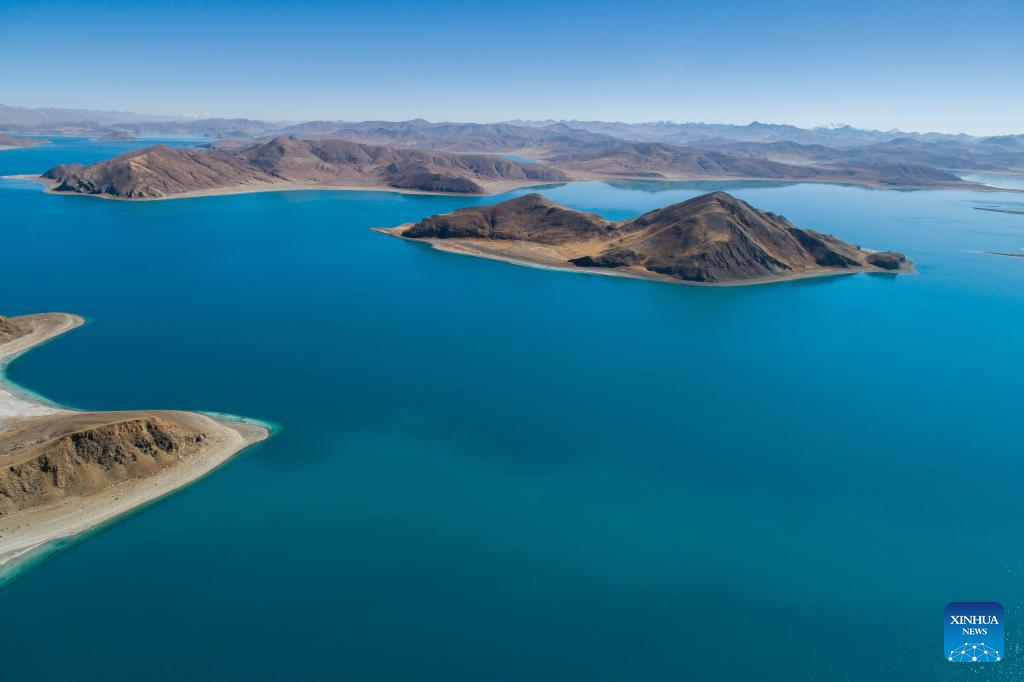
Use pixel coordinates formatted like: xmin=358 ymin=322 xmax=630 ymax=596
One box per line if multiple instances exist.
xmin=372 ymin=225 xmax=914 ymax=287
xmin=0 ymin=313 xmax=84 ymax=419
xmin=9 ymin=174 xmax=565 ymax=200
xmin=0 ymin=314 xmax=271 ymax=581
xmin=6 ymin=171 xmax=1004 ymax=202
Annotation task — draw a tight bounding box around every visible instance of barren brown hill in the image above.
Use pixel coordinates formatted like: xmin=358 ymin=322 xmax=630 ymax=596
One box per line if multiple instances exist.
xmin=382 ymin=192 xmax=911 ymax=285
xmin=403 ymin=193 xmax=618 ymax=244
xmin=44 ymin=146 xmax=276 ymax=198
xmin=0 ymin=410 xmax=227 ymax=515
xmin=42 ymin=136 xmax=567 ymax=199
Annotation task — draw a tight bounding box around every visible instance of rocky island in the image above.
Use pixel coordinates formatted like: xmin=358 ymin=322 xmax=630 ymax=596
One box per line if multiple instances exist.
xmin=38 ymin=136 xmax=567 ymax=199
xmin=0 ymin=133 xmax=49 ymax=150
xmin=0 ymin=313 xmax=269 ymax=578
xmin=376 ymin=191 xmax=911 ymax=285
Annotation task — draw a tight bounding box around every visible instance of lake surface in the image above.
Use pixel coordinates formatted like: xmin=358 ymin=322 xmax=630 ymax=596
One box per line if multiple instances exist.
xmin=1 ymin=139 xmax=1023 ymax=680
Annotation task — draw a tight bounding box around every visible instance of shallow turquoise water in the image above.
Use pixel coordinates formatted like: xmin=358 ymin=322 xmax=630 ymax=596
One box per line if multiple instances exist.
xmin=1 ymin=140 xmax=1023 ymax=680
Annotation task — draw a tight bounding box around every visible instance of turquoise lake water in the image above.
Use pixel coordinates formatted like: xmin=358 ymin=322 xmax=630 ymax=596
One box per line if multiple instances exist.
xmin=1 ymin=139 xmax=1023 ymax=680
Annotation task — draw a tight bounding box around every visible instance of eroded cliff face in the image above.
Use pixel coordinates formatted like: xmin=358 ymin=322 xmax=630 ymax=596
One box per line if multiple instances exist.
xmin=0 ymin=414 xmax=211 ymax=515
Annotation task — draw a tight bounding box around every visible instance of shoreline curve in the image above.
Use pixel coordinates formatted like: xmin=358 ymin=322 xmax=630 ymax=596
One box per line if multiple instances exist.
xmin=0 ymin=313 xmax=271 ymax=586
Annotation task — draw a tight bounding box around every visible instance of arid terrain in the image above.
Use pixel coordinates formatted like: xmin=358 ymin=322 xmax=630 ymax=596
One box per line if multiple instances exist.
xmin=9 ymin=103 xmax=1021 ymax=198
xmin=376 ymin=191 xmax=911 ymax=285
xmin=40 ymin=136 xmax=567 ymax=199
xmin=0 ymin=313 xmax=268 ymax=573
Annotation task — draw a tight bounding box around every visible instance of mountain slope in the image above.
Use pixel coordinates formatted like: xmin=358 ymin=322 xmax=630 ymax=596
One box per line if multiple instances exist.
xmin=42 ymin=137 xmax=567 ymax=198
xmin=44 ymin=146 xmax=278 ymax=198
xmin=403 ymin=193 xmax=617 ymax=244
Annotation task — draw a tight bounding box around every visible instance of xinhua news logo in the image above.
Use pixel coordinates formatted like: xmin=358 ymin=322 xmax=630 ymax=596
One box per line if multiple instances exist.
xmin=945 ymin=602 xmax=1003 ymax=663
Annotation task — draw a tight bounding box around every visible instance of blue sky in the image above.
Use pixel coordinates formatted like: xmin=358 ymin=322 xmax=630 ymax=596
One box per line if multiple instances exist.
xmin=2 ymin=0 xmax=1021 ymax=134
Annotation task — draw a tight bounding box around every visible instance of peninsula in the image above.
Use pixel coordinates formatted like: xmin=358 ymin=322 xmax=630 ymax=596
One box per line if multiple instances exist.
xmin=38 ymin=136 xmax=567 ymax=199
xmin=375 ymin=191 xmax=911 ymax=285
xmin=0 ymin=313 xmax=269 ymax=578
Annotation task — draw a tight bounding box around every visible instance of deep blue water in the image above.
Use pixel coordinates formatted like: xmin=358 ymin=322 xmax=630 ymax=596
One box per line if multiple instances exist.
xmin=1 ymin=139 xmax=1023 ymax=680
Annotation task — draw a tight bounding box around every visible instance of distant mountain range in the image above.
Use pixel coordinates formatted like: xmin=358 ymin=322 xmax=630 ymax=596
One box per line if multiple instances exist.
xmin=505 ymin=119 xmax=980 ymax=147
xmin=8 ymin=102 xmax=1023 ymax=193
xmin=0 ymin=102 xmax=283 ymax=138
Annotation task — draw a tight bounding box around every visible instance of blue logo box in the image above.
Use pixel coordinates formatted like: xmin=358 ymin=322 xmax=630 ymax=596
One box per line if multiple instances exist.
xmin=945 ymin=602 xmax=1003 ymax=662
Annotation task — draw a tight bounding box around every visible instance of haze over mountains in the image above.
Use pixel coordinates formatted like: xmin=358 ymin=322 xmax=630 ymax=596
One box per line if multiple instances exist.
xmin=7 ymin=102 xmax=1024 ymax=196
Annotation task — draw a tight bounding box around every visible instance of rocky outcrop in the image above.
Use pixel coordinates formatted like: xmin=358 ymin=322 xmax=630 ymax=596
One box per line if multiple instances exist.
xmin=0 ymin=414 xmax=209 ymax=515
xmin=866 ymin=251 xmax=908 ymax=270
xmin=0 ymin=316 xmax=28 ymax=343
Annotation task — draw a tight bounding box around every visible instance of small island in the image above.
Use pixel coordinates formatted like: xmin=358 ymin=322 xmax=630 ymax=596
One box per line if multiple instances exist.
xmin=0 ymin=313 xmax=269 ymax=578
xmin=0 ymin=134 xmax=49 ymax=151
xmin=375 ymin=191 xmax=912 ymax=285
xmin=95 ymin=131 xmax=139 ymax=141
